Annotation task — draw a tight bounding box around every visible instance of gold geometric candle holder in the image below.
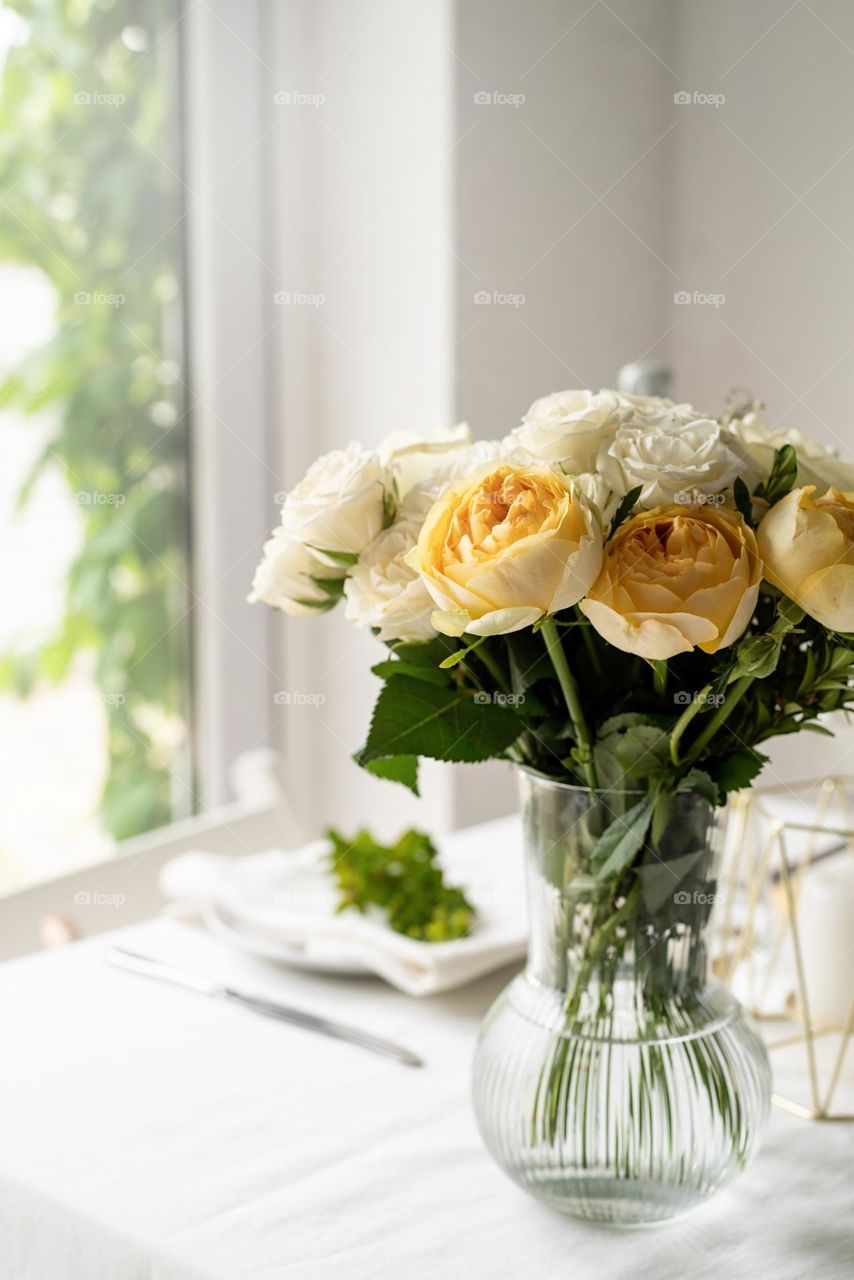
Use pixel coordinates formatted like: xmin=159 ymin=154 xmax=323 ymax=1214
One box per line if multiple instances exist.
xmin=716 ymin=778 xmax=854 ymax=1121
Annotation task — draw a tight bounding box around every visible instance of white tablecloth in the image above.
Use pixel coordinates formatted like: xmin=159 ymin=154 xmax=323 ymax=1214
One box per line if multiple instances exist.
xmin=2 ymin=890 xmax=853 ymax=1277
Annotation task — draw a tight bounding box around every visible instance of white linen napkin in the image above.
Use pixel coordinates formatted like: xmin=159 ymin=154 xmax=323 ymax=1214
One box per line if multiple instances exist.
xmin=158 ymin=815 xmax=527 ymax=996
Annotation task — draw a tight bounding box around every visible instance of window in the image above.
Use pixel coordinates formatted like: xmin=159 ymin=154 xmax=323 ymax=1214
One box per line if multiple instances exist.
xmin=0 ymin=0 xmax=193 ymax=891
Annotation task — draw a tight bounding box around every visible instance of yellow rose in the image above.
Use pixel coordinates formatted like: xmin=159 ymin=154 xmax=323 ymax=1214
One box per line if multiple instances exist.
xmin=579 ymin=506 xmax=761 ymax=659
xmin=411 ymin=464 xmax=603 ymax=636
xmin=757 ymin=486 xmax=854 ymax=631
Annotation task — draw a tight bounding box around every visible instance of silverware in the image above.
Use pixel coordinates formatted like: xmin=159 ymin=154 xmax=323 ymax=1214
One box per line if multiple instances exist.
xmin=107 ymin=946 xmax=423 ymax=1068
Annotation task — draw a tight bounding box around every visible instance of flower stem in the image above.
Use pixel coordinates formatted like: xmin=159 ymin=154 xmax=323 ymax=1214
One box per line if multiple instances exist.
xmin=541 ymin=618 xmax=598 ymax=789
xmin=682 ymin=675 xmax=754 ymax=766
xmin=669 ymin=682 xmax=714 ymax=766
xmin=565 ymin=880 xmax=641 ymax=1019
xmin=576 ymin=605 xmax=603 ymax=675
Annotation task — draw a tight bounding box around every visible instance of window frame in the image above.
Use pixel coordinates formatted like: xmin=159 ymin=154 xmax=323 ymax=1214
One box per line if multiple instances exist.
xmin=182 ymin=0 xmax=280 ymax=810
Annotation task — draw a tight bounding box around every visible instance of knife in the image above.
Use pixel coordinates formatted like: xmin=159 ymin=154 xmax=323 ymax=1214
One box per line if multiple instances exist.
xmin=107 ymin=946 xmax=423 ymax=1068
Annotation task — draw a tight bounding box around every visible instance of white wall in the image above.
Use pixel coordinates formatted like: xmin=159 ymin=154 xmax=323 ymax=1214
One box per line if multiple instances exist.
xmin=271 ymin=0 xmax=459 ymax=838
xmin=665 ymin=0 xmax=854 ymax=460
xmin=453 ymin=0 xmax=676 ymax=417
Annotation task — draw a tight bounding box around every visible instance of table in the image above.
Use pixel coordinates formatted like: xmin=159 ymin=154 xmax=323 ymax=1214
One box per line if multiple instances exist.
xmin=1 ymin=915 xmax=852 ymax=1278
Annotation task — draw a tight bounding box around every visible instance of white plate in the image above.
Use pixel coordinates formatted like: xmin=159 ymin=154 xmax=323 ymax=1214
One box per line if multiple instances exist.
xmin=204 ymin=903 xmax=373 ymax=977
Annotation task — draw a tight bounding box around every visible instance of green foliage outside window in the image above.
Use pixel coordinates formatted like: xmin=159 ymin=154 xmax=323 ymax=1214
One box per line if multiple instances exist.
xmin=0 ymin=0 xmax=193 ymax=840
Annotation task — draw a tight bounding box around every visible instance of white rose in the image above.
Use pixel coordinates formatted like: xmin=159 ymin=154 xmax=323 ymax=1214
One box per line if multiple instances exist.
xmin=613 ymin=392 xmax=699 ymax=425
xmin=280 ymin=442 xmax=389 ymax=558
xmin=598 ymin=413 xmax=760 ymax=507
xmin=733 ymin=412 xmax=854 ymax=492
xmin=511 ymin=389 xmax=625 ymax=470
xmin=344 ymin=517 xmax=436 ymax=643
xmin=379 ymin=422 xmax=471 ymax=500
xmin=249 ymin=533 xmax=343 ymax=616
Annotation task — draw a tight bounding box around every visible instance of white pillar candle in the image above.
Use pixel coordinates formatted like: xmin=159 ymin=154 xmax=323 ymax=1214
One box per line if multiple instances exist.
xmin=797 ymin=859 xmax=854 ymax=1029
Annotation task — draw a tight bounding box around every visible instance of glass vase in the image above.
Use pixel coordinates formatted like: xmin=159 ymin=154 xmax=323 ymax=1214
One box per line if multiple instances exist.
xmin=472 ymin=767 xmax=771 ymax=1224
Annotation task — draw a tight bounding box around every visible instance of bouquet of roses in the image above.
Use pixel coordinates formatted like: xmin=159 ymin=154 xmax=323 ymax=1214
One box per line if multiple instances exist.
xmin=252 ymin=390 xmax=854 ymax=988
xmin=252 ymin=388 xmax=854 ymax=813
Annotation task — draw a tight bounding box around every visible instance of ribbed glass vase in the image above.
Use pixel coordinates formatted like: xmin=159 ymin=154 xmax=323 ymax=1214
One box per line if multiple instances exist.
xmin=472 ymin=767 xmax=771 ymax=1224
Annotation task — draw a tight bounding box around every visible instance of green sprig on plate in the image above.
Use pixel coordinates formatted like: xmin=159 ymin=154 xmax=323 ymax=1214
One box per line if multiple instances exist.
xmin=326 ymin=827 xmax=476 ymax=942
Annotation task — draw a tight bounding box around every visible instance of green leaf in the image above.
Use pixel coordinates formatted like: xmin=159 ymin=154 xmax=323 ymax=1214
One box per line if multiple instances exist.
xmin=639 ymin=849 xmax=706 ymax=912
xmin=608 ymin=485 xmax=643 ymax=540
xmin=711 ymin=746 xmax=766 ymax=795
xmin=651 ymin=789 xmax=676 ymax=846
xmin=594 ymin=722 xmax=670 ymax=792
xmin=359 ymin=674 xmax=522 ymax=766
xmin=309 ymin=575 xmax=347 ymax=601
xmin=733 ymin=476 xmax=754 ymax=527
xmin=622 ymin=727 xmax=671 ymax=779
xmin=306 ymin=545 xmax=359 ymax=568
xmin=755 ymin=444 xmax=798 ymax=506
xmin=290 ymin=594 xmax=338 ymax=613
xmin=371 ymin=660 xmax=448 ymax=686
xmin=591 ymin=795 xmax=655 ymax=880
xmin=355 ymin=753 xmax=420 ymax=794
xmin=382 ymin=487 xmax=396 ymax=529
xmin=677 ymin=768 xmax=719 ymax=806
xmin=597 ymin=713 xmax=649 ymax=735
xmin=388 ymin=636 xmax=458 ymax=665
